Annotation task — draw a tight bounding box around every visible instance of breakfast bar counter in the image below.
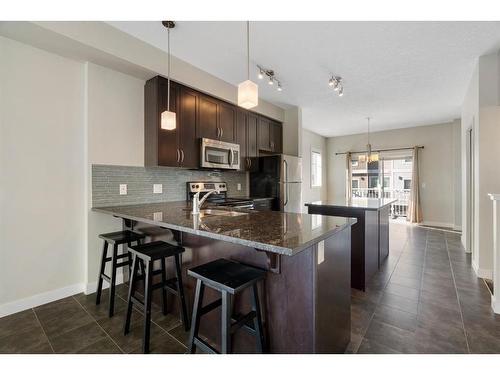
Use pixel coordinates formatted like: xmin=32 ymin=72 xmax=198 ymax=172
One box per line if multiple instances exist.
xmin=93 ymin=201 xmax=355 ymax=353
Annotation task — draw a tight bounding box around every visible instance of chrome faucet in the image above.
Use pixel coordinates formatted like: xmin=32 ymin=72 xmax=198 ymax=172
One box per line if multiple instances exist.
xmin=192 ymin=189 xmax=220 ymax=215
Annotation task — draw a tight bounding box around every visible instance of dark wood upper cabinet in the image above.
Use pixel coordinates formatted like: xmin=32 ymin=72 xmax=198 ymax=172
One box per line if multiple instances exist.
xmin=270 ymin=120 xmax=283 ymax=153
xmin=247 ymin=113 xmax=258 ymax=158
xmin=178 ymin=86 xmax=199 ymax=168
xmin=218 ymin=102 xmax=236 ymax=142
xmin=198 ymin=95 xmax=219 ymax=140
xmin=145 ymin=75 xmax=282 ymax=168
xmin=258 ymin=117 xmax=271 ymax=152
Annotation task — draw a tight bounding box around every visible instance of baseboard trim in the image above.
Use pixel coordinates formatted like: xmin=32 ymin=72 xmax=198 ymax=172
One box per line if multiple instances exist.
xmin=472 ymin=260 xmax=493 ymax=279
xmin=0 ymin=283 xmax=85 ymax=318
xmin=420 ymin=221 xmax=455 ymax=229
xmin=84 ymin=272 xmax=124 ymax=295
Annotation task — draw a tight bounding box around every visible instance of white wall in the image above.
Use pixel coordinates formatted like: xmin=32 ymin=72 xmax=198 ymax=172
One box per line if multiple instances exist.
xmin=0 ymin=37 xmax=85 ymax=315
xmin=326 ymin=121 xmax=461 ymax=228
xmin=301 ymin=129 xmax=328 ymax=211
xmin=85 ymin=62 xmax=146 ymax=291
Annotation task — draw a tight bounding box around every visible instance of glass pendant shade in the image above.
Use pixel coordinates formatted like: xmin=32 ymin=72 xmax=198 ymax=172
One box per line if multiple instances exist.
xmin=238 ymin=80 xmax=258 ymax=109
xmin=161 ymin=110 xmax=176 ymax=130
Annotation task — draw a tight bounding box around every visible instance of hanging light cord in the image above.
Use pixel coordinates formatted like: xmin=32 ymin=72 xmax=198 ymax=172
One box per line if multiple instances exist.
xmin=246 ymin=21 xmax=250 ymax=80
xmin=167 ymin=26 xmax=171 ymax=112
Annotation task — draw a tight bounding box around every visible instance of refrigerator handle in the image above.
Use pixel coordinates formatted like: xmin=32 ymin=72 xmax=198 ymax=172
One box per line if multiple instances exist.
xmin=283 ymin=159 xmax=289 ymax=206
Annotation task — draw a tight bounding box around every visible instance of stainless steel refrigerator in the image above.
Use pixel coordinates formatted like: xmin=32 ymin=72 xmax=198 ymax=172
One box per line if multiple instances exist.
xmin=249 ymin=154 xmax=303 ymax=213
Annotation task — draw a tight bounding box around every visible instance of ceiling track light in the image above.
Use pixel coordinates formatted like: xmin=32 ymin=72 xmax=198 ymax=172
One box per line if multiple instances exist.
xmin=328 ymin=75 xmax=344 ymax=97
xmin=257 ymin=64 xmax=283 ymax=92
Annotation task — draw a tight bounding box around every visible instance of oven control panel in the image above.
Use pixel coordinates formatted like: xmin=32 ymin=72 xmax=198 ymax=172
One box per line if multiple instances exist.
xmin=187 ymin=181 xmax=228 ymax=193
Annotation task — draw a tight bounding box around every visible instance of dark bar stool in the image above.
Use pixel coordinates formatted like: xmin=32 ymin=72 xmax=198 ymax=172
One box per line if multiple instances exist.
xmin=96 ymin=230 xmax=146 ymax=317
xmin=187 ymin=258 xmax=266 ymax=354
xmin=124 ymin=241 xmax=190 ymax=354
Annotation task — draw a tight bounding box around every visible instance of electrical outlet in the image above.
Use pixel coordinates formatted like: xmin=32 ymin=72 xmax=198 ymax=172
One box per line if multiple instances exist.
xmin=119 ymin=184 xmax=127 ymax=195
xmin=153 ymin=212 xmax=163 ymax=221
xmin=237 ymin=183 xmax=241 ymax=191
xmin=153 ymin=184 xmax=163 ymax=194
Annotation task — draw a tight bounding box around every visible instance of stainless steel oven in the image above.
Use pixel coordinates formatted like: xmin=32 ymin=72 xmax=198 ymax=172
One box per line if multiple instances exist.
xmin=200 ymin=138 xmax=240 ymax=170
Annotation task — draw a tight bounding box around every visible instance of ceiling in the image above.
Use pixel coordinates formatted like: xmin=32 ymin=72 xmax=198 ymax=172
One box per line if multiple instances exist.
xmin=108 ymin=21 xmax=500 ymax=137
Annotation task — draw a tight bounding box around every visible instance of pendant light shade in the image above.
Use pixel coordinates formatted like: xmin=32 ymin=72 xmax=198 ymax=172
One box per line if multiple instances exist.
xmin=161 ymin=21 xmax=176 ymax=130
xmin=238 ymin=21 xmax=258 ymax=109
xmin=238 ymin=80 xmax=258 ymax=109
xmin=161 ymin=110 xmax=176 ymax=130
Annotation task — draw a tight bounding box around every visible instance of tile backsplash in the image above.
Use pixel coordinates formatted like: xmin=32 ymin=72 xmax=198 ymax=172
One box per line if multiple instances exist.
xmin=92 ymin=164 xmax=248 ymax=207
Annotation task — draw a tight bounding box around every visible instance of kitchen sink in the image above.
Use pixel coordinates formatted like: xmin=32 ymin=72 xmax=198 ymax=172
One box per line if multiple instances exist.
xmin=200 ymin=209 xmax=248 ymax=217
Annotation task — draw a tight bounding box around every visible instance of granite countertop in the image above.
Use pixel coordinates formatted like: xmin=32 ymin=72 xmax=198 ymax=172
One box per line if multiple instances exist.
xmin=93 ymin=201 xmax=355 ymax=256
xmin=305 ymin=198 xmax=397 ymax=211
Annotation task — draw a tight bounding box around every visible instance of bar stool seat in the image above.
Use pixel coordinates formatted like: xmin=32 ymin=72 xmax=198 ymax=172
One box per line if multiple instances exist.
xmin=98 ymin=230 xmax=146 ymax=245
xmin=187 ymin=258 xmax=266 ymax=354
xmin=124 ymin=241 xmax=190 ymax=354
xmin=96 ymin=230 xmax=146 ymax=317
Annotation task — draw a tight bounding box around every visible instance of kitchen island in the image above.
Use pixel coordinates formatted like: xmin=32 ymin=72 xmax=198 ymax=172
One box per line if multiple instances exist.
xmin=306 ymin=198 xmax=395 ymax=291
xmin=93 ymin=201 xmax=355 ymax=353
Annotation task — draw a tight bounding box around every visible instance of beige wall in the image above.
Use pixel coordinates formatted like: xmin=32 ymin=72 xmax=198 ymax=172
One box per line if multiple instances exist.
xmin=0 ymin=37 xmax=85 ymax=314
xmin=327 ymin=122 xmax=461 ymax=228
xmin=301 ymin=129 xmax=328 ymax=211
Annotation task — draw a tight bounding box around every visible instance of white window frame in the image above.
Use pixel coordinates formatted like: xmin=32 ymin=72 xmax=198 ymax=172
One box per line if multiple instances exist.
xmin=311 ymin=148 xmax=322 ymax=188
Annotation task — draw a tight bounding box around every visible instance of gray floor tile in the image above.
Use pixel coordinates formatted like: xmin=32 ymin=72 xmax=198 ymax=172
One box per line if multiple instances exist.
xmin=49 ymin=321 xmax=107 ymax=353
xmin=76 ymin=337 xmax=123 ymax=354
xmin=0 ymin=325 xmax=52 ymax=354
xmin=0 ymin=309 xmax=40 ymax=340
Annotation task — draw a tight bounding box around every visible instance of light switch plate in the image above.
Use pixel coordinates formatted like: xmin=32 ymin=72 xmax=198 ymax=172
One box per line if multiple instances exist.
xmin=237 ymin=183 xmax=241 ymax=191
xmin=119 ymin=184 xmax=127 ymax=195
xmin=153 ymin=184 xmax=163 ymax=194
xmin=153 ymin=212 xmax=163 ymax=221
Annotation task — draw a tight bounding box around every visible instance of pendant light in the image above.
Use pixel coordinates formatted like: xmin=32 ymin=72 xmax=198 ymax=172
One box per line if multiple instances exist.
xmin=358 ymin=117 xmax=379 ymax=163
xmin=238 ymin=21 xmax=258 ymax=109
xmin=161 ymin=21 xmax=176 ymax=130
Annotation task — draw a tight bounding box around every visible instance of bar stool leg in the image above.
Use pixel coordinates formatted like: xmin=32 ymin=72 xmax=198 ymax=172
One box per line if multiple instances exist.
xmin=251 ymin=284 xmax=265 ymax=353
xmin=124 ymin=255 xmax=139 ymax=335
xmin=143 ymin=259 xmax=153 ymax=354
xmin=221 ymin=290 xmax=232 ymax=354
xmin=188 ymin=279 xmax=205 ymax=354
xmin=174 ymin=254 xmax=190 ymax=330
xmin=108 ymin=244 xmax=118 ymax=317
xmin=95 ymin=241 xmax=108 ymax=305
xmin=160 ymin=258 xmax=168 ymax=315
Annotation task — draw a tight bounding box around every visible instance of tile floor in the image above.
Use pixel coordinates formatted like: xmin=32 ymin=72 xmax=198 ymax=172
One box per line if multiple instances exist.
xmin=0 ymin=222 xmax=498 ymax=354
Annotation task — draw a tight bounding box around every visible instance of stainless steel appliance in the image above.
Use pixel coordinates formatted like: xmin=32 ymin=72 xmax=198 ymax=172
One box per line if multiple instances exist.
xmin=250 ymin=154 xmax=303 ymax=213
xmin=187 ymin=182 xmax=254 ymax=209
xmin=200 ymin=138 xmax=240 ymax=170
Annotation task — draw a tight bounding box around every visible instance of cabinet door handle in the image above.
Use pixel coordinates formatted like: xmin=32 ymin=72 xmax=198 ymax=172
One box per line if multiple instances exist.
xmin=217 ymin=127 xmax=220 ymax=139
xmin=180 ymin=149 xmax=185 ymax=163
xmin=221 ymin=128 xmax=224 ymax=139
xmin=248 ymin=158 xmax=252 ymax=169
xmin=176 ymin=149 xmax=180 ymax=163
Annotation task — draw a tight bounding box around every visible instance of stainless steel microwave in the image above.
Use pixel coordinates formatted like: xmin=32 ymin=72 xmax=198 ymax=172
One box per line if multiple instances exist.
xmin=200 ymin=138 xmax=240 ymax=170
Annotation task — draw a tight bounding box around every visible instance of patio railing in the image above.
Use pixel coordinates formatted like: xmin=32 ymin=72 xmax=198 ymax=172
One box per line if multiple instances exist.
xmin=352 ymin=188 xmax=410 ymax=217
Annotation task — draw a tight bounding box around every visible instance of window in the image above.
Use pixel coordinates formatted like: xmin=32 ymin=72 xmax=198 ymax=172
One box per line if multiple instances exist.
xmin=368 ymin=176 xmax=379 ymax=188
xmin=383 ymin=176 xmax=390 ymax=188
xmin=311 ymin=150 xmax=322 ymax=187
xmin=351 ymin=160 xmax=359 ymax=167
xmin=404 ymin=179 xmax=411 ymax=190
xmin=402 ymin=157 xmax=412 ymax=164
xmin=352 ymin=179 xmax=359 ymax=189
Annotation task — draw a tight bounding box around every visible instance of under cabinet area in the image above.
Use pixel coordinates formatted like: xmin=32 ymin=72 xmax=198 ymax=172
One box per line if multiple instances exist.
xmin=144 ymin=75 xmax=283 ymax=168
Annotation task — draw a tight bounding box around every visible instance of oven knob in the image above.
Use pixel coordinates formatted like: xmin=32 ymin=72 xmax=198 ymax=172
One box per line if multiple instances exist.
xmin=196 ymin=184 xmax=199 ymax=188
xmin=191 ymin=184 xmax=196 ymax=189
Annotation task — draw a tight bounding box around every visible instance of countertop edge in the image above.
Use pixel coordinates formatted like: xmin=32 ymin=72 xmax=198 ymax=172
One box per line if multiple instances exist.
xmin=92 ymin=206 xmax=355 ymax=256
xmin=305 ymin=199 xmax=397 ymax=211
